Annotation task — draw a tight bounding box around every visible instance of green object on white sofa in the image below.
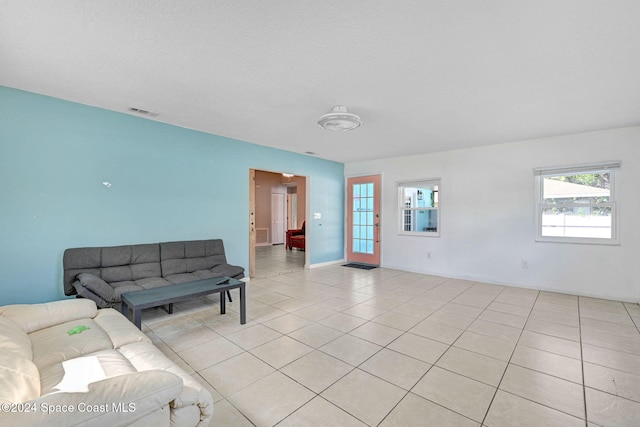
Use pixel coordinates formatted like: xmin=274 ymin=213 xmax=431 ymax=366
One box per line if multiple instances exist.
xmin=0 ymin=299 xmax=213 ymax=426
xmin=67 ymin=325 xmax=90 ymax=335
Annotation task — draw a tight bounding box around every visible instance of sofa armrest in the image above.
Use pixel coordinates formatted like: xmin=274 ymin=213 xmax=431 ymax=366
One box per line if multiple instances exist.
xmin=0 ymin=299 xmax=97 ymax=334
xmin=0 ymin=370 xmax=182 ymax=427
xmin=286 ymin=228 xmax=304 ymax=237
xmin=119 ymin=341 xmax=214 ymax=423
xmin=75 ymin=273 xmax=117 ymax=303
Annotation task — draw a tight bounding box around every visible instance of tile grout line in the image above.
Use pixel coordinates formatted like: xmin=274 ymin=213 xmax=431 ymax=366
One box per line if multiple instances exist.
xmin=375 ymin=279 xmax=478 ymax=426
xmin=271 ymin=271 xmax=435 ymax=426
xmin=576 ymin=297 xmax=589 ymax=427
xmin=373 ymin=281 xmax=511 ymax=426
xmin=478 ymin=287 xmax=538 ymax=426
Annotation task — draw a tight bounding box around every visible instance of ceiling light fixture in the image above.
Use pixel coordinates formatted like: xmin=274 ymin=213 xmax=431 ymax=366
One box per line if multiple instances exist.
xmin=282 ymin=173 xmax=294 ymax=178
xmin=317 ymin=105 xmax=362 ymax=131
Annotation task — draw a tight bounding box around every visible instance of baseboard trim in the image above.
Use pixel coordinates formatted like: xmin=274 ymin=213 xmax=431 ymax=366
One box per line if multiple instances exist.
xmin=308 ymin=259 xmax=346 ymax=269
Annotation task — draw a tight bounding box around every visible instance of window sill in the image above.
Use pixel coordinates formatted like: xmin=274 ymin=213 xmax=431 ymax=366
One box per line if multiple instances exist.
xmin=398 ymin=231 xmax=440 ymax=237
xmin=535 ymin=236 xmax=620 ymax=246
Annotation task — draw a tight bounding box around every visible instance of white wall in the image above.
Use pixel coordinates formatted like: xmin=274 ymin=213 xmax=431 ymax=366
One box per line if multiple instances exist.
xmin=345 ymin=127 xmax=640 ymax=302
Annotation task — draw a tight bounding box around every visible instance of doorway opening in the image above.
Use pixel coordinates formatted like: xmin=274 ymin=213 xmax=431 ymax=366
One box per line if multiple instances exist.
xmin=249 ymin=169 xmax=308 ymax=278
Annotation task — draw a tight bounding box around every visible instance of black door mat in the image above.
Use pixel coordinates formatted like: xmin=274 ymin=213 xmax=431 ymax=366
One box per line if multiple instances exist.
xmin=343 ymin=263 xmax=377 ymax=270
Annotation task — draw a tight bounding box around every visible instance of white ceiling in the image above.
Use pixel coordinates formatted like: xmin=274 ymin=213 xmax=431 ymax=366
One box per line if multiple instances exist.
xmin=2 ymin=1 xmax=639 ymax=163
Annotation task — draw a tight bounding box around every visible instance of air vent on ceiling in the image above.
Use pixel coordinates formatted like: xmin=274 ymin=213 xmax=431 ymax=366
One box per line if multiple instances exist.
xmin=128 ymin=107 xmax=159 ymax=117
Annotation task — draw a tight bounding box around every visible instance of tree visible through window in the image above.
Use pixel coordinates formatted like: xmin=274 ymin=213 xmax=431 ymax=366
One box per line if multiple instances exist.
xmin=535 ymin=162 xmax=620 ymax=244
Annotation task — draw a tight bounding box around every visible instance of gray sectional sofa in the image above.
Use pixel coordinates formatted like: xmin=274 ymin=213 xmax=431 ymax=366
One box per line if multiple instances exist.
xmin=63 ymin=239 xmax=244 ymax=308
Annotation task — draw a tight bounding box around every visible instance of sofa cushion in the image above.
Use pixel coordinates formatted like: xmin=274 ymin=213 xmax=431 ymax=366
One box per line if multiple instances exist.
xmin=29 ymin=318 xmax=112 ymax=370
xmin=0 ymin=316 xmax=32 ymax=360
xmin=161 ymin=240 xmax=231 ymax=275
xmin=0 ymin=299 xmax=97 ymax=334
xmin=93 ymin=308 xmax=150 ymax=349
xmin=205 ymin=255 xmax=226 ymax=268
xmin=101 ymin=245 xmax=132 ymax=267
xmin=162 ymin=258 xmax=188 ymax=276
xmin=160 ymin=241 xmax=185 ymax=260
xmin=192 ymin=269 xmax=216 ymax=280
xmin=0 ymin=350 xmax=40 ymax=403
xmin=110 ymin=281 xmax=144 ymax=299
xmin=39 ymin=350 xmax=137 ymax=395
xmin=186 ymin=257 xmax=209 ymax=272
xmin=76 ymin=273 xmax=116 ymax=302
xmin=136 ymin=277 xmax=172 ymax=290
xmin=131 ymin=243 xmax=160 ymax=263
xmin=163 ymin=273 xmax=202 ymax=285
xmin=102 ymin=265 xmax=133 ymax=283
xmin=131 ymin=262 xmax=162 ymax=280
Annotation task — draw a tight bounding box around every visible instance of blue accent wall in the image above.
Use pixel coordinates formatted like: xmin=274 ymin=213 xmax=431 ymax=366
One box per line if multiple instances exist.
xmin=0 ymin=86 xmax=344 ymax=305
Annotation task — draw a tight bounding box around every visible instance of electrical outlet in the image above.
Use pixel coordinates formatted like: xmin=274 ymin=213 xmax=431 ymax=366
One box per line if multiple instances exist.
xmin=426 ymin=251 xmax=431 ymax=259
xmin=521 ymin=260 xmax=528 ymax=269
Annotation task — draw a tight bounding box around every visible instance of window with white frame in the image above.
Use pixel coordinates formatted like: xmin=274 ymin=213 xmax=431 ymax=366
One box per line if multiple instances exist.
xmin=398 ymin=179 xmax=440 ymax=236
xmin=534 ymin=162 xmax=620 ymax=244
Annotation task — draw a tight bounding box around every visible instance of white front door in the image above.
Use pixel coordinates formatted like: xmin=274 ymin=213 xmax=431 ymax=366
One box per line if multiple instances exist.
xmin=271 ymin=193 xmax=286 ymax=244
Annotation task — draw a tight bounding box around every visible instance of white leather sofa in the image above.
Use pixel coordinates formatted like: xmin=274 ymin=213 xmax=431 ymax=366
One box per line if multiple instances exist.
xmin=0 ymin=299 xmax=213 ymax=426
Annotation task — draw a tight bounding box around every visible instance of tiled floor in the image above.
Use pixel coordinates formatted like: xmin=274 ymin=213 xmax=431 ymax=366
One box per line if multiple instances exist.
xmin=140 ymin=262 xmax=640 ymax=426
xmin=255 ymin=244 xmax=305 ymax=278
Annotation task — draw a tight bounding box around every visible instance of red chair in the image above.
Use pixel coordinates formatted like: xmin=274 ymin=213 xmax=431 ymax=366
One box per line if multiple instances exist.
xmin=286 ymin=221 xmax=305 ymax=250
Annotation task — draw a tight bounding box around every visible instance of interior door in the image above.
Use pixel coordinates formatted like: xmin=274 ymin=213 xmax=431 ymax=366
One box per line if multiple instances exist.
xmin=271 ymin=193 xmax=285 ymax=244
xmin=346 ymin=175 xmax=381 ymax=265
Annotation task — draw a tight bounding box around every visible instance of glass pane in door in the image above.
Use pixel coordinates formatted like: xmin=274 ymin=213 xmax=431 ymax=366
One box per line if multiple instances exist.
xmin=352 ymin=183 xmax=375 ymax=254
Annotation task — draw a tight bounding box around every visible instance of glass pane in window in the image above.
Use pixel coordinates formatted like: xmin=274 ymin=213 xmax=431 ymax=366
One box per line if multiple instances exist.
xmin=353 ymin=225 xmax=360 ymax=238
xmin=541 ymin=206 xmax=612 ymax=238
xmin=403 ymin=184 xmax=438 ymax=209
xmin=543 ymin=173 xmax=610 ymax=204
xmin=402 ymin=209 xmax=438 ymax=232
xmin=403 ymin=209 xmax=411 ymax=231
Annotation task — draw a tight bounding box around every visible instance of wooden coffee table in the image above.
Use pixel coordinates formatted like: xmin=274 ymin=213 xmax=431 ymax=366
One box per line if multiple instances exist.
xmin=120 ymin=276 xmax=246 ymax=329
